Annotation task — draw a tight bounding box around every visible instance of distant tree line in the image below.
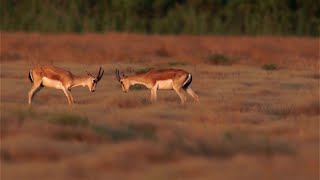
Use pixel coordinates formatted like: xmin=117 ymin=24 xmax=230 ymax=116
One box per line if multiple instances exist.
xmin=1 ymin=0 xmax=319 ymax=36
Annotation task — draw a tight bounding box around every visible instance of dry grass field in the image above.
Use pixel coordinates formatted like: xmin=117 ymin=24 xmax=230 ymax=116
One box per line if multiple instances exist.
xmin=1 ymin=32 xmax=319 ymax=180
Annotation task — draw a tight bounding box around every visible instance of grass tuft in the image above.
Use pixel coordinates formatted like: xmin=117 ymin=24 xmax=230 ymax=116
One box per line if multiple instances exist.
xmin=49 ymin=113 xmax=89 ymax=126
xmin=167 ymin=61 xmax=186 ymax=66
xmin=92 ymin=124 xmax=136 ymax=142
xmin=127 ymin=123 xmax=157 ymax=140
xmin=260 ymin=104 xmax=294 ymax=118
xmin=130 ymin=85 xmax=147 ymax=90
xmin=0 ymin=149 xmax=12 ymax=161
xmin=116 ymin=97 xmax=151 ymax=108
xmin=0 ymin=52 xmax=22 ymax=61
xmin=13 ymin=108 xmax=34 ymax=122
xmin=262 ymin=63 xmax=278 ymax=71
xmin=135 ymin=67 xmax=154 ymax=74
xmin=91 ymin=123 xmax=157 ymax=142
xmin=155 ymin=46 xmax=170 ymax=57
xmin=207 ymin=53 xmax=233 ymax=65
xmin=164 ymin=132 xmax=294 ymax=159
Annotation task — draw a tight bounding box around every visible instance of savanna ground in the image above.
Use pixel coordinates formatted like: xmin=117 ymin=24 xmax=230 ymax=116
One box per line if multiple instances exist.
xmin=0 ymin=32 xmax=319 ymax=180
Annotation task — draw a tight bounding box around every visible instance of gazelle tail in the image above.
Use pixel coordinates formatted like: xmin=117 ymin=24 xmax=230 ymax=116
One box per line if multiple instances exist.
xmin=28 ymin=70 xmax=33 ymax=83
xmin=182 ymin=73 xmax=192 ymax=89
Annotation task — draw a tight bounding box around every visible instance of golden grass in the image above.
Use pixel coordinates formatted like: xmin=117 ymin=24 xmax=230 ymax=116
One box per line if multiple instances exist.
xmin=1 ymin=33 xmax=319 ymax=180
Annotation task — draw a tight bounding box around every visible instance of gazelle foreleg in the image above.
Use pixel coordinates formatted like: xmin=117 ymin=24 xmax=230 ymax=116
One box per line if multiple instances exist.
xmin=150 ymin=86 xmax=157 ymax=102
xmin=62 ymin=87 xmax=73 ymax=105
xmin=67 ymin=89 xmax=74 ymax=104
xmin=185 ymin=87 xmax=199 ymax=102
xmin=28 ymin=81 xmax=43 ymax=104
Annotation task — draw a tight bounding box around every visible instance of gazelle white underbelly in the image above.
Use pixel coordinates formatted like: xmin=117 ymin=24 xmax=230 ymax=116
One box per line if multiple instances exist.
xmin=42 ymin=77 xmax=63 ymax=89
xmin=156 ymin=79 xmax=173 ymax=90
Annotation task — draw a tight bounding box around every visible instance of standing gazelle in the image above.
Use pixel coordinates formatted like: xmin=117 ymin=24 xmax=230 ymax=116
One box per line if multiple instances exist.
xmin=115 ymin=68 xmax=199 ymax=105
xmin=28 ymin=65 xmax=104 ymax=105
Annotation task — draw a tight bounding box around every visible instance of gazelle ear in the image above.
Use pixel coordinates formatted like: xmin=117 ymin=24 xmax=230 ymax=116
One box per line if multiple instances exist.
xmin=86 ymin=71 xmax=93 ymax=77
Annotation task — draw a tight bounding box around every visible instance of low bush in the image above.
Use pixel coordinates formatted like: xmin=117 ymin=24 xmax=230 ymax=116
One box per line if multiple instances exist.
xmin=130 ymin=85 xmax=147 ymax=90
xmin=262 ymin=63 xmax=278 ymax=71
xmin=49 ymin=113 xmax=89 ymax=126
xmin=91 ymin=123 xmax=157 ymax=142
xmin=207 ymin=54 xmax=233 ymax=65
xmin=155 ymin=47 xmax=170 ymax=57
xmin=135 ymin=67 xmax=154 ymax=74
xmin=168 ymin=61 xmax=186 ymax=66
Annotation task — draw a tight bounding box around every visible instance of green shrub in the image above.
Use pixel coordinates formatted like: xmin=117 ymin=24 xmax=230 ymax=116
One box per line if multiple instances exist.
xmin=127 ymin=123 xmax=157 ymax=140
xmin=130 ymin=85 xmax=147 ymax=90
xmin=15 ymin=108 xmax=34 ymax=121
xmin=262 ymin=64 xmax=278 ymax=71
xmin=207 ymin=54 xmax=233 ymax=65
xmin=155 ymin=47 xmax=170 ymax=57
xmin=92 ymin=123 xmax=157 ymax=142
xmin=223 ymin=131 xmax=233 ymax=141
xmin=49 ymin=113 xmax=89 ymax=126
xmin=0 ymin=149 xmax=12 ymax=161
xmin=135 ymin=67 xmax=154 ymax=74
xmin=92 ymin=124 xmax=136 ymax=141
xmin=168 ymin=61 xmax=186 ymax=66
xmin=165 ymin=131 xmax=294 ymax=159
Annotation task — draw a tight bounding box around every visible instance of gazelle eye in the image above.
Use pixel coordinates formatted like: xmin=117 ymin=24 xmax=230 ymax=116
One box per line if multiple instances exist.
xmin=93 ymin=80 xmax=97 ymax=83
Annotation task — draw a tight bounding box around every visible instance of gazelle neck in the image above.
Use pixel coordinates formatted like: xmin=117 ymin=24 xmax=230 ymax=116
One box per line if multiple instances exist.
xmin=128 ymin=74 xmax=151 ymax=88
xmin=71 ymin=75 xmax=90 ymax=88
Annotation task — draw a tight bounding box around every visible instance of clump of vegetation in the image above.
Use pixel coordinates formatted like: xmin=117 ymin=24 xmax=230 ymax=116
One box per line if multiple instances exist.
xmin=135 ymin=67 xmax=154 ymax=74
xmin=311 ymin=73 xmax=320 ymax=79
xmin=115 ymin=97 xmax=151 ymax=108
xmin=262 ymin=63 xmax=278 ymax=71
xmin=257 ymin=103 xmax=293 ymax=118
xmin=168 ymin=61 xmax=186 ymax=66
xmin=155 ymin=46 xmax=170 ymax=57
xmin=91 ymin=123 xmax=157 ymax=142
xmin=2 ymin=1 xmax=317 ymax=35
xmin=92 ymin=124 xmax=136 ymax=142
xmin=127 ymin=123 xmax=157 ymax=140
xmin=223 ymin=131 xmax=233 ymax=141
xmin=165 ymin=131 xmax=294 ymax=159
xmin=207 ymin=54 xmax=233 ymax=65
xmin=0 ymin=52 xmax=22 ymax=61
xmin=49 ymin=113 xmax=89 ymax=126
xmin=305 ymin=73 xmax=320 ymax=79
xmin=130 ymin=85 xmax=147 ymax=90
xmin=15 ymin=108 xmax=34 ymax=121
xmin=0 ymin=149 xmax=12 ymax=162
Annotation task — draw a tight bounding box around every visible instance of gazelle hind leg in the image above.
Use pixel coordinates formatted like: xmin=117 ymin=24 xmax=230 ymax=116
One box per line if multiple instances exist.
xmin=185 ymin=87 xmax=199 ymax=102
xmin=28 ymin=82 xmax=43 ymax=104
xmin=173 ymin=87 xmax=187 ymax=105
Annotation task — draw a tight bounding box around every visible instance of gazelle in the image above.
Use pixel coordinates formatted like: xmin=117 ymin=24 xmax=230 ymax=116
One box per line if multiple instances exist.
xmin=28 ymin=65 xmax=104 ymax=105
xmin=115 ymin=68 xmax=199 ymax=105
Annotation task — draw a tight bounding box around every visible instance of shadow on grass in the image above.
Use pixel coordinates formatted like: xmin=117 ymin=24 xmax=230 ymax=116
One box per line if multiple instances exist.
xmin=206 ymin=53 xmax=234 ymax=66
xmin=163 ymin=131 xmax=295 ymax=159
xmin=49 ymin=112 xmax=89 ymax=126
xmin=91 ymin=123 xmax=157 ymax=142
xmin=114 ymin=96 xmax=151 ymax=108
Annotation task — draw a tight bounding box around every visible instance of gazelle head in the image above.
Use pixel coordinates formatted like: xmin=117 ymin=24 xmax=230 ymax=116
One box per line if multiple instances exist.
xmin=86 ymin=67 xmax=104 ymax=92
xmin=115 ymin=69 xmax=130 ymax=93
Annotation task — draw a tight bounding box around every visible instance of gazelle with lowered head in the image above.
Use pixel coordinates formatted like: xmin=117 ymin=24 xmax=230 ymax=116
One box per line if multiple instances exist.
xmin=115 ymin=68 xmax=199 ymax=105
xmin=28 ymin=65 xmax=104 ymax=105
